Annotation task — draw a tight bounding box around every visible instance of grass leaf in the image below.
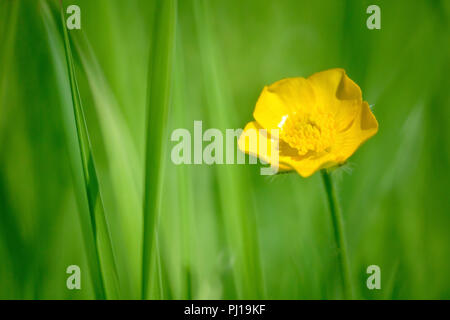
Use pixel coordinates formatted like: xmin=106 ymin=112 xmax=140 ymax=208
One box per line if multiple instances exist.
xmin=59 ymin=1 xmax=120 ymax=299
xmin=141 ymin=0 xmax=177 ymax=300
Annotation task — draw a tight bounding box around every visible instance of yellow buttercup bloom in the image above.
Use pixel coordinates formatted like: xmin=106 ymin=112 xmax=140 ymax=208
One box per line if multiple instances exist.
xmin=238 ymin=68 xmax=378 ymax=177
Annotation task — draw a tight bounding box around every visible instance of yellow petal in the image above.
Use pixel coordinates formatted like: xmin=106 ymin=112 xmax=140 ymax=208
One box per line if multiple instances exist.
xmin=238 ymin=121 xmax=292 ymax=171
xmin=277 ymin=140 xmax=338 ymax=177
xmin=252 ymin=78 xmax=316 ymax=133
xmin=332 ymin=101 xmax=378 ymax=162
xmin=334 ymin=99 xmax=360 ymax=132
xmin=308 ymin=68 xmax=362 ymax=114
xmin=307 ymin=68 xmax=364 ymax=134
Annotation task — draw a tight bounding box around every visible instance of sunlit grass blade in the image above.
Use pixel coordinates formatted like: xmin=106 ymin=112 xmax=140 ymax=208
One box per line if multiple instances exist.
xmin=40 ymin=0 xmax=104 ymax=299
xmin=58 ymin=2 xmax=120 ymax=299
xmin=192 ymin=0 xmax=264 ymax=299
xmin=141 ymin=0 xmax=177 ymax=300
xmin=72 ymin=32 xmax=143 ymax=299
xmin=172 ymin=28 xmax=195 ymax=299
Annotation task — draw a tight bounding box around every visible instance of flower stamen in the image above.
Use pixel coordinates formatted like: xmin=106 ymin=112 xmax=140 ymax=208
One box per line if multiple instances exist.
xmin=280 ymin=111 xmax=336 ymax=156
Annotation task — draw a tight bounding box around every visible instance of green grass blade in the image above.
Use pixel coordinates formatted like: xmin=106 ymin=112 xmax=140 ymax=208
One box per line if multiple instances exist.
xmin=59 ymin=2 xmax=120 ymax=299
xmin=192 ymin=0 xmax=264 ymax=299
xmin=40 ymin=0 xmax=105 ymax=299
xmin=72 ymin=32 xmax=143 ymax=299
xmin=141 ymin=0 xmax=177 ymax=300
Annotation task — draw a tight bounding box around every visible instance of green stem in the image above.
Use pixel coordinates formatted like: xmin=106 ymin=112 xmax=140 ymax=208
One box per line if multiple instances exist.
xmin=321 ymin=169 xmax=353 ymax=299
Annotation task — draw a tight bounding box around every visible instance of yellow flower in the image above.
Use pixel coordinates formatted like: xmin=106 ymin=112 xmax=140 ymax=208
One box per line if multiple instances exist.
xmin=238 ymin=68 xmax=378 ymax=177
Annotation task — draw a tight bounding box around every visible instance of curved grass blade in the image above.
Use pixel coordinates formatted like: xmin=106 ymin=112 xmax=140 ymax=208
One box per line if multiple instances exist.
xmin=141 ymin=0 xmax=177 ymax=300
xmin=40 ymin=0 xmax=105 ymax=299
xmin=59 ymin=2 xmax=120 ymax=299
xmin=173 ymin=27 xmax=195 ymax=300
xmin=71 ymin=32 xmax=143 ymax=299
xmin=192 ymin=0 xmax=264 ymax=299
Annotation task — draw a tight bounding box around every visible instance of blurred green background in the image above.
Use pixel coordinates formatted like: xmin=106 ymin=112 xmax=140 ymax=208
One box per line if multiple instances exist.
xmin=0 ymin=0 xmax=449 ymax=299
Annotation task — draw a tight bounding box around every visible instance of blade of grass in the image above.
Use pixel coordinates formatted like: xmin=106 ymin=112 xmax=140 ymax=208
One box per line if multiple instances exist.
xmin=59 ymin=1 xmax=120 ymax=299
xmin=141 ymin=0 xmax=177 ymax=300
xmin=73 ymin=32 xmax=143 ymax=299
xmin=192 ymin=0 xmax=264 ymax=299
xmin=0 ymin=0 xmax=19 ymax=145
xmin=40 ymin=0 xmax=105 ymax=299
xmin=172 ymin=28 xmax=195 ymax=299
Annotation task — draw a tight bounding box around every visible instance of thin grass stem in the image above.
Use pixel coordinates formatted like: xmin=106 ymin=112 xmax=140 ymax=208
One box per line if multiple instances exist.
xmin=321 ymin=169 xmax=353 ymax=299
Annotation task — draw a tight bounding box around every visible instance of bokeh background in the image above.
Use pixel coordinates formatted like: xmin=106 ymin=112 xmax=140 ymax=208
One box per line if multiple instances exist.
xmin=0 ymin=0 xmax=449 ymax=299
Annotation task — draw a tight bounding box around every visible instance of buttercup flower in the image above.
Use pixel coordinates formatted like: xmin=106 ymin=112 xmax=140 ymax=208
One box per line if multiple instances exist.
xmin=238 ymin=68 xmax=378 ymax=177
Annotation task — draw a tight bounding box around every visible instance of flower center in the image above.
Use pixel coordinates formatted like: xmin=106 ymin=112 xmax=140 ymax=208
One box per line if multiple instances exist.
xmin=280 ymin=111 xmax=336 ymax=156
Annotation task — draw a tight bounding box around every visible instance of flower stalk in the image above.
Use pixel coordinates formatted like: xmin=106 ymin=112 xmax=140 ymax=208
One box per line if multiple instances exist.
xmin=321 ymin=169 xmax=353 ymax=299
